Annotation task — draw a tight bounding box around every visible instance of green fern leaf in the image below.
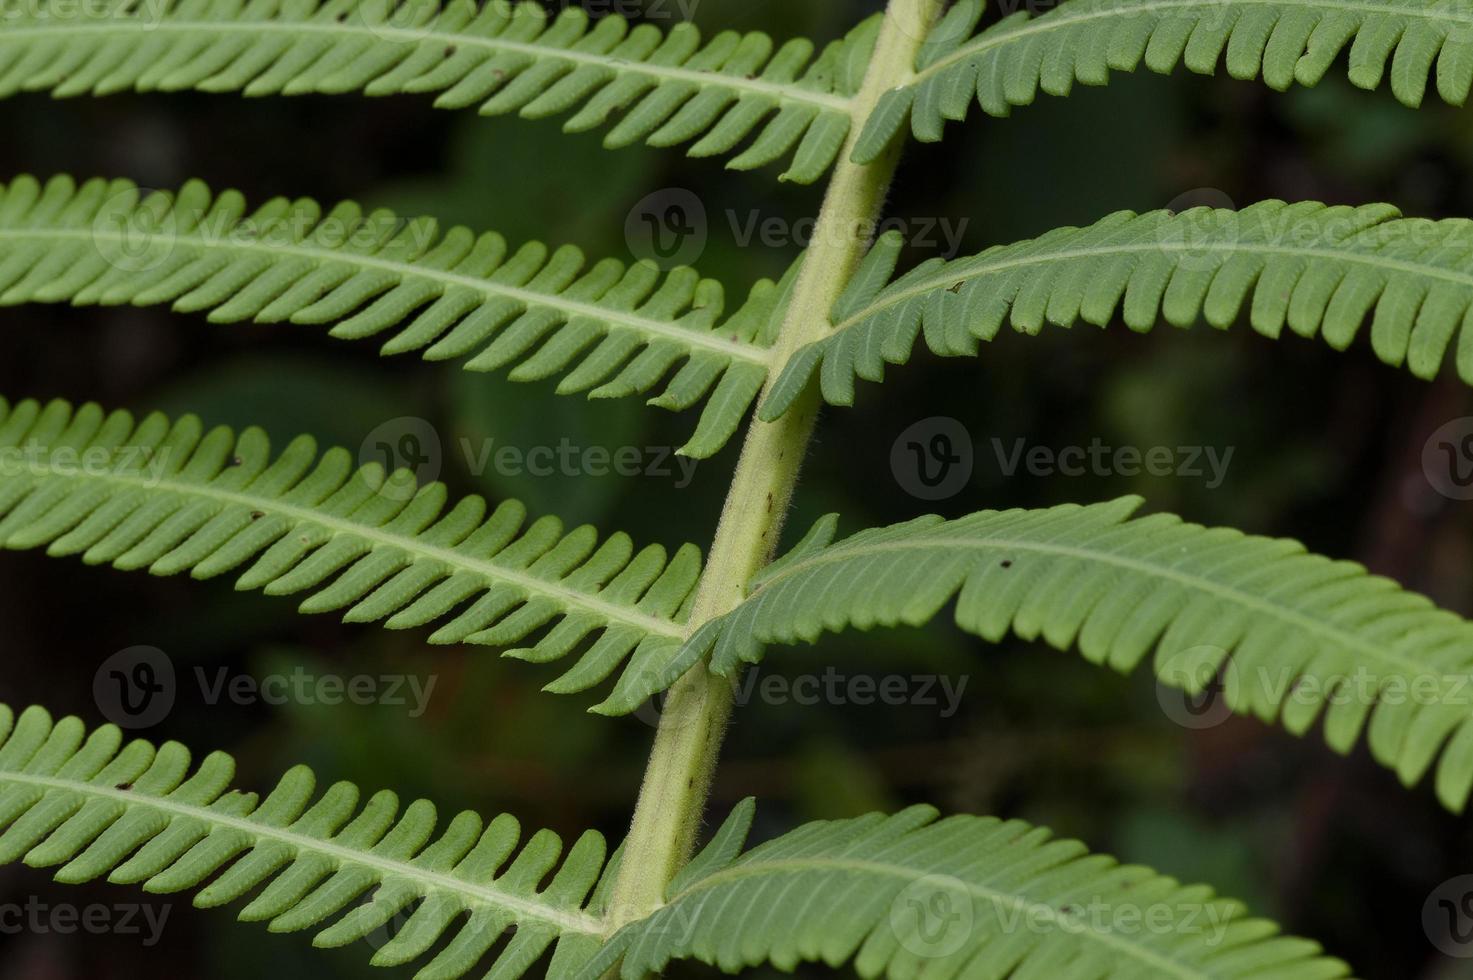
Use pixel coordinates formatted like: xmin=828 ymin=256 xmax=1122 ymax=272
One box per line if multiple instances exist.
xmin=0 ymin=396 xmax=700 ymax=711
xmin=0 ymin=174 xmax=781 ymax=458
xmin=1 ymin=0 xmax=873 ymax=183
xmin=671 ymin=498 xmax=1473 ymax=813
xmin=855 ymin=0 xmax=1473 ymax=162
xmin=588 ymin=798 xmax=1349 ymax=980
xmin=763 ymin=201 xmax=1473 ymax=418
xmin=0 ymin=703 xmax=617 ymax=979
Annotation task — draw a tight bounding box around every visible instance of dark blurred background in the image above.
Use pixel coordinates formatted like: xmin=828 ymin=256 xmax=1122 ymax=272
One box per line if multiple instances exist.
xmin=3 ymin=1 xmax=1473 ymax=977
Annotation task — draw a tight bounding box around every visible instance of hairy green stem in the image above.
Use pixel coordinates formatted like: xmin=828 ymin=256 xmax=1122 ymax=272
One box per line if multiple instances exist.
xmin=603 ymin=0 xmax=945 ymax=935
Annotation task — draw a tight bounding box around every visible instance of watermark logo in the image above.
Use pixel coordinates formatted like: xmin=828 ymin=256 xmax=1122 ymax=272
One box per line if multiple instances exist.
xmin=887 ymin=0 xmax=949 ymax=43
xmin=891 ymin=417 xmax=974 ymax=501
xmin=625 ymin=188 xmax=707 ymax=269
xmin=355 ymin=886 xmax=438 ymax=954
xmin=1425 ymin=875 xmax=1473 ymax=957
xmin=890 ymin=874 xmax=974 ymax=959
xmin=358 ymin=0 xmax=439 ymax=41
xmin=360 ymin=416 xmax=443 ymax=502
xmin=1155 ymin=645 xmax=1236 ymax=731
xmin=93 ymin=645 xmax=175 ymax=730
xmin=92 ymin=186 xmax=177 ymax=273
xmin=1159 ymin=188 xmax=1238 ymax=274
xmin=1423 ymin=417 xmax=1473 ymax=501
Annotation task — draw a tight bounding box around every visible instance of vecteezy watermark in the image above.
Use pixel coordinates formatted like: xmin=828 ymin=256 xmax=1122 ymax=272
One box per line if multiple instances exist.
xmin=887 ymin=876 xmax=1232 ymax=960
xmin=1155 ymin=653 xmax=1473 ymax=731
xmin=891 ymin=417 xmax=975 ymax=501
xmin=729 ymin=668 xmax=969 ymax=716
xmin=194 ymin=666 xmax=437 ymax=718
xmin=0 ymin=441 xmax=174 ymax=486
xmin=89 ymin=186 xmax=440 ymax=274
xmin=0 ymin=0 xmax=168 ymax=25
xmin=625 ymin=188 xmax=708 ymax=269
xmin=93 ymin=647 xmax=437 ymax=729
xmin=624 ymin=188 xmax=971 ymax=268
xmin=409 ymin=0 xmax=704 ymax=28
xmin=0 ymin=898 xmax=171 ymax=947
xmin=990 ymin=437 xmax=1235 ymax=490
xmin=889 ymin=418 xmax=1234 ymax=501
xmin=459 ymin=437 xmax=699 ymax=488
xmin=1256 ymin=667 xmax=1473 ymax=709
xmin=1423 ymin=417 xmax=1473 ymax=501
xmin=634 ymin=667 xmax=970 ymax=728
xmin=544 ymin=0 xmax=701 ymax=20
xmin=727 ymin=213 xmax=970 ymax=258
xmin=356 ymin=418 xmax=700 ymax=501
xmin=1425 ymin=875 xmax=1473 ymax=957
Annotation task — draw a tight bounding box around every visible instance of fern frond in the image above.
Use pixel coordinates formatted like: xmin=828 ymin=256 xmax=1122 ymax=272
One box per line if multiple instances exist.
xmin=855 ymin=0 xmax=1473 ymax=161
xmin=0 ymin=175 xmax=781 ymax=458
xmin=0 ymin=704 xmax=617 ymax=979
xmin=668 ymin=498 xmax=1473 ymax=814
xmin=0 ymin=396 xmax=701 ymax=712
xmin=589 ymin=798 xmax=1348 ymax=980
xmin=763 ymin=201 xmax=1473 ymax=418
xmin=0 ymin=0 xmax=873 ymax=183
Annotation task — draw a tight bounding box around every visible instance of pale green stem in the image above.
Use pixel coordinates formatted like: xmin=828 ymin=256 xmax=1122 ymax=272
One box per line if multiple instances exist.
xmin=603 ymin=0 xmax=946 ymax=935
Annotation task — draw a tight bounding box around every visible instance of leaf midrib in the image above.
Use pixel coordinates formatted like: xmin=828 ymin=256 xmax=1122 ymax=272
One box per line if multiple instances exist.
xmin=664 ymin=855 xmax=1214 ymax=980
xmin=828 ymin=227 xmax=1473 ymax=336
xmin=1 ymin=769 xmax=604 ymax=935
xmin=912 ymin=0 xmax=1473 ymax=87
xmin=739 ymin=521 xmax=1464 ymax=692
xmin=2 ymin=15 xmax=855 ymax=112
xmin=1 ymin=227 xmax=773 ymax=366
xmin=24 ymin=459 xmax=687 ymax=639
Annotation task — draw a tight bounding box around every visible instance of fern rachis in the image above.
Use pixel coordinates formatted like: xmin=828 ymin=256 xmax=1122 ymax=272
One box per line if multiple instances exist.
xmin=1 ymin=0 xmax=1469 ymax=977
